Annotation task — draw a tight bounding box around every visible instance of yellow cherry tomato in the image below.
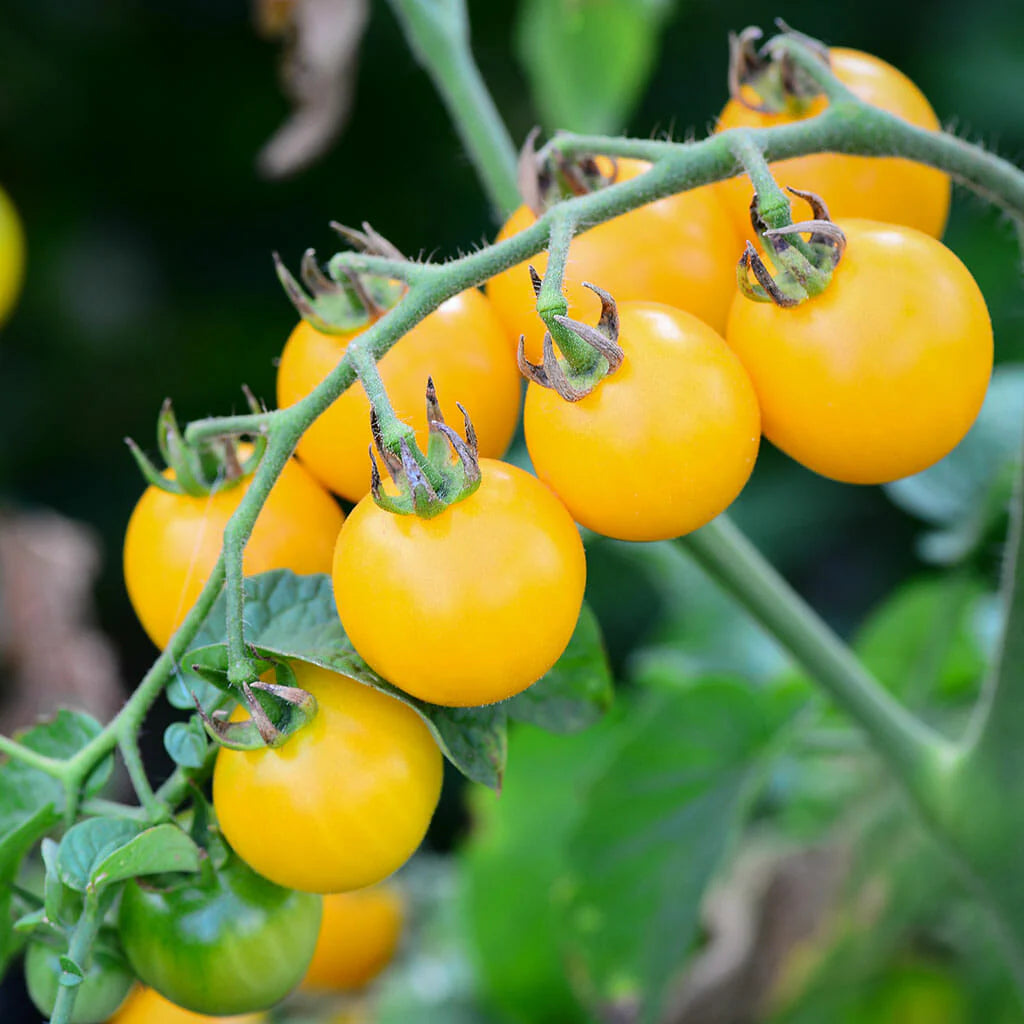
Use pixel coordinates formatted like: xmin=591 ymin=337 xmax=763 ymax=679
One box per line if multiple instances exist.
xmin=725 ymin=220 xmax=992 ymax=485
xmin=486 ymin=158 xmax=739 ymax=363
xmin=276 ymin=289 xmax=522 ymax=503
xmin=716 ymin=48 xmax=950 ymax=240
xmin=123 ymin=449 xmax=344 ymax=649
xmin=333 ymin=459 xmax=586 ymax=707
xmin=213 ymin=662 xmax=443 ymax=893
xmin=302 ymin=887 xmax=403 ymax=992
xmin=525 ymin=302 xmax=761 ymax=541
xmin=108 ymin=986 xmax=265 ymax=1024
xmin=0 ymin=184 xmax=25 ymax=326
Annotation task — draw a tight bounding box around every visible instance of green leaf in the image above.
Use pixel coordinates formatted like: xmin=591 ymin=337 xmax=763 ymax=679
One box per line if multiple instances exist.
xmin=89 ymin=824 xmax=201 ymax=889
xmin=42 ymin=838 xmax=82 ymax=928
xmin=461 ymin=719 xmax=626 ymax=1024
xmin=163 ymin=718 xmax=209 ymax=769
xmin=506 ymin=605 xmax=614 ymax=733
xmin=516 ymin=0 xmax=678 ymax=134
xmin=562 ymin=679 xmax=793 ymax=1023
xmin=181 ymin=571 xmax=507 ymax=789
xmin=855 ymin=575 xmax=991 ymax=706
xmin=885 ymin=365 xmax=1024 ymax=563
xmin=0 ymin=712 xmax=112 ymax=835
xmin=0 ymin=804 xmax=60 ymax=977
xmin=56 ymin=819 xmax=142 ymax=892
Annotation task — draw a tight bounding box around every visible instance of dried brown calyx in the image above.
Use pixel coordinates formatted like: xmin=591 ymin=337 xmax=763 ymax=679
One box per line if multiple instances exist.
xmin=728 ymin=23 xmax=831 ymax=115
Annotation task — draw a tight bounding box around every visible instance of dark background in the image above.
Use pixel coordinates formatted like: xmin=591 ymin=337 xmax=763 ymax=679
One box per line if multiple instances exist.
xmin=0 ymin=0 xmax=1021 ymax=1019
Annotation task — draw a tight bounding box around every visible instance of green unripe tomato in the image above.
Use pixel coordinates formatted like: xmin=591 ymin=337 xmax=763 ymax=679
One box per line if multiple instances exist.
xmin=25 ymin=941 xmax=134 ymax=1024
xmin=117 ymin=855 xmax=322 ymax=1016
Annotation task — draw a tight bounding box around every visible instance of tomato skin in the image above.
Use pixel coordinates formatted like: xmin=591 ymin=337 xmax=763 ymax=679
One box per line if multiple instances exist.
xmin=276 ymin=289 xmax=522 ymax=503
xmin=716 ymin=48 xmax=950 ymax=240
xmin=117 ymin=855 xmax=321 ymax=1016
xmin=213 ymin=662 xmax=443 ymax=894
xmin=25 ymin=941 xmax=134 ymax=1023
xmin=0 ymin=185 xmax=25 ymax=326
xmin=110 ymin=986 xmax=266 ymax=1023
xmin=302 ymin=886 xmax=403 ymax=991
xmin=486 ymin=159 xmax=738 ymax=363
xmin=333 ymin=459 xmax=586 ymax=707
xmin=123 ymin=450 xmax=344 ymax=649
xmin=725 ymin=220 xmax=993 ymax=485
xmin=525 ymin=303 xmax=760 ymax=542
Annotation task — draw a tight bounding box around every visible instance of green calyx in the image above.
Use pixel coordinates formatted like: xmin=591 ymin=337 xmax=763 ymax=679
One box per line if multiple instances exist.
xmin=191 ymin=652 xmax=317 ymax=752
xmin=737 ymin=187 xmax=847 ymax=307
xmin=126 ymin=392 xmax=267 ymax=498
xmin=369 ymin=377 xmax=482 ymax=518
xmin=728 ymin=23 xmax=830 ymax=115
xmin=274 ymin=221 xmax=408 ymax=335
xmin=518 ymin=279 xmax=624 ymax=401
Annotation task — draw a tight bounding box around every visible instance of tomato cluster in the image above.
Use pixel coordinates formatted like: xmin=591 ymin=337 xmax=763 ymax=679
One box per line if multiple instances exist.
xmin=105 ymin=41 xmax=996 ymax=1024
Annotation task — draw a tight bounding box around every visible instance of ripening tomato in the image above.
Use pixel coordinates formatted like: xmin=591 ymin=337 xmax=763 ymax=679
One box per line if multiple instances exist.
xmin=725 ymin=220 xmax=992 ymax=484
xmin=25 ymin=941 xmax=133 ymax=1023
xmin=487 ymin=159 xmax=739 ymax=363
xmin=123 ymin=447 xmax=344 ymax=649
xmin=117 ymin=855 xmax=321 ymax=1016
xmin=333 ymin=459 xmax=587 ymax=707
xmin=525 ymin=302 xmax=760 ymax=541
xmin=276 ymin=289 xmax=522 ymax=502
xmin=715 ymin=48 xmax=950 ymax=240
xmin=213 ymin=662 xmax=443 ymax=894
xmin=109 ymin=987 xmax=266 ymax=1024
xmin=302 ymin=886 xmax=403 ymax=992
xmin=0 ymin=184 xmax=25 ymax=327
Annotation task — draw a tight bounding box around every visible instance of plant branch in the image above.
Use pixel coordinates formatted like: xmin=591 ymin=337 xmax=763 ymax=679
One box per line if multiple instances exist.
xmin=49 ymin=891 xmax=103 ymax=1024
xmin=386 ymin=0 xmax=519 ymax=217
xmin=679 ymin=516 xmax=953 ymax=796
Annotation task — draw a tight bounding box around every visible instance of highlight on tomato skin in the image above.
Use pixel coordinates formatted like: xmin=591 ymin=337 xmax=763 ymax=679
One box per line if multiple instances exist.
xmin=524 ymin=301 xmax=762 ymax=543
xmin=725 ymin=219 xmax=993 ymax=486
xmin=213 ymin=662 xmax=444 ymax=894
xmin=715 ymin=47 xmax=951 ymax=242
xmin=332 ymin=457 xmax=588 ymax=708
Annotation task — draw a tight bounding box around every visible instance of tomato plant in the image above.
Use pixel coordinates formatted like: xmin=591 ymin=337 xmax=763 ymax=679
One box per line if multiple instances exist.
xmin=715 ymin=48 xmax=951 ymax=240
xmin=213 ymin=662 xmax=444 ymax=893
xmin=525 ymin=301 xmax=760 ymax=541
xmin=302 ymin=886 xmax=403 ymax=992
xmin=123 ymin=447 xmax=343 ymax=648
xmin=25 ymin=940 xmax=133 ymax=1023
xmin=726 ymin=219 xmax=993 ymax=484
xmin=117 ymin=854 xmax=321 ymax=1015
xmin=487 ymin=158 xmax=738 ymax=362
xmin=277 ymin=289 xmax=522 ymax=502
xmin=4 ymin=11 xmax=1024 ymax=1024
xmin=333 ymin=458 xmax=587 ymax=706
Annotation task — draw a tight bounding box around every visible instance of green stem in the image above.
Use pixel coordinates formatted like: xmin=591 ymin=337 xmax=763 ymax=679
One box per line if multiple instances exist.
xmin=0 ymin=735 xmax=66 ymax=778
xmin=728 ymin=131 xmax=794 ymax=230
xmin=49 ymin=891 xmax=102 ymax=1024
xmin=117 ymin=728 xmax=168 ymax=823
xmin=679 ymin=516 xmax=953 ymax=797
xmin=386 ymin=0 xmax=519 ymax=217
xmin=536 ymin=209 xmax=600 ymax=374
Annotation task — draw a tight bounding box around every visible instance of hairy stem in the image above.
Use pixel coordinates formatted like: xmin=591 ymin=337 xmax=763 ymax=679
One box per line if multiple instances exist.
xmin=386 ymin=0 xmax=519 ymax=217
